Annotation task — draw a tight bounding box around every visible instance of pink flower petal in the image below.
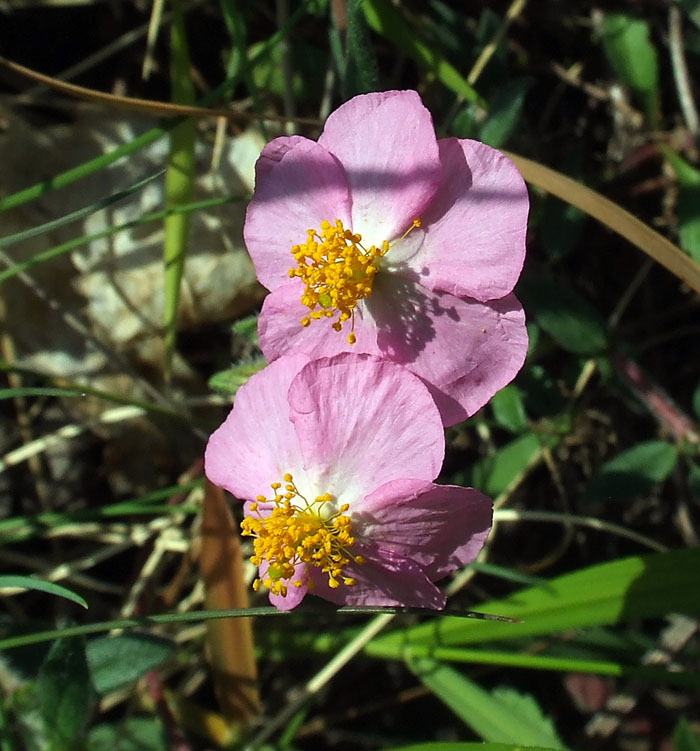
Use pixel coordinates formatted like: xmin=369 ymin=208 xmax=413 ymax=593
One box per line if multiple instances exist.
xmin=308 ymin=546 xmax=446 ymax=609
xmin=204 ymin=354 xmax=310 ymax=500
xmin=244 ymin=139 xmax=352 ymax=291
xmin=258 ymin=282 xmax=380 ymax=361
xmin=318 ymin=91 xmax=441 ymax=249
xmin=258 ymin=560 xmax=309 ymax=611
xmin=399 ymin=138 xmax=528 ymax=302
xmin=367 ymin=275 xmax=528 ymax=425
xmin=357 ymin=478 xmax=492 ymax=580
xmin=287 ymin=354 xmax=444 ymax=503
xmin=252 ymin=135 xmax=308 ymax=185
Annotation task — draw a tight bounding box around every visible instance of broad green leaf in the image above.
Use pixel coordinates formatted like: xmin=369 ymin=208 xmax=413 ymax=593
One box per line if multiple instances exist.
xmin=517 ymin=278 xmax=608 ymax=355
xmin=673 ymin=718 xmax=700 ymax=751
xmin=86 ymin=633 xmax=174 ymax=694
xmin=88 ymin=717 xmax=167 ymax=751
xmin=37 ymin=638 xmax=93 ymax=750
xmin=407 ymin=657 xmax=566 ymax=748
xmin=479 ymin=78 xmax=533 ymax=148
xmin=458 ymin=432 xmax=552 ymax=498
xmin=491 ymin=385 xmax=528 ymax=434
xmin=388 ymin=747 xmax=562 ymax=751
xmin=208 ymin=357 xmax=267 ymax=395
xmin=0 ymin=576 xmax=87 ymax=609
xmin=366 ymin=547 xmax=700 ymax=652
xmin=600 ymin=14 xmax=659 ymax=125
xmin=583 ymin=440 xmax=678 ymax=502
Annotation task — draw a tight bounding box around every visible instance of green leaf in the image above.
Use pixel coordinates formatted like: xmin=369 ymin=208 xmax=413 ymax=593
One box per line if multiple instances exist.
xmin=600 ymin=13 xmax=659 ymax=125
xmin=518 ymin=278 xmax=608 ymax=355
xmin=208 ymin=357 xmax=267 ymax=395
xmin=407 ymin=657 xmax=566 ymax=748
xmin=458 ymin=432 xmax=551 ymax=498
xmin=86 ymin=634 xmax=174 ymax=694
xmin=673 ymin=718 xmax=700 ymax=751
xmin=37 ymin=638 xmax=93 ymax=750
xmin=693 ymin=381 xmax=700 ymax=419
xmin=366 ymin=547 xmax=700 ymax=652
xmin=88 ymin=717 xmax=167 ymax=751
xmin=479 ymin=78 xmax=533 ymax=148
xmin=491 ymin=385 xmax=528 ymax=434
xmin=0 ymin=576 xmax=87 ymax=609
xmin=583 ymin=440 xmax=678 ymax=502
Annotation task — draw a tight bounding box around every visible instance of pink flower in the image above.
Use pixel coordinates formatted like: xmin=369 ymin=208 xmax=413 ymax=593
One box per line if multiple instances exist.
xmin=204 ymin=353 xmax=492 ymax=611
xmin=244 ymin=90 xmax=529 ymax=427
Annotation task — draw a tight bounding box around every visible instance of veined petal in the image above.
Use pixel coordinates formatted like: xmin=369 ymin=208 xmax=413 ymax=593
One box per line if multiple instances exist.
xmin=258 ymin=282 xmax=380 ymax=362
xmin=318 ymin=90 xmax=441 ymax=249
xmin=288 ymin=354 xmax=444 ymax=504
xmin=308 ymin=546 xmax=446 ymax=609
xmin=244 ymin=139 xmax=353 ymax=291
xmin=204 ymin=354 xmax=310 ymax=501
xmin=357 ymin=478 xmax=492 ymax=580
xmin=398 ymin=138 xmax=528 ymax=301
xmin=367 ymin=275 xmax=528 ymax=426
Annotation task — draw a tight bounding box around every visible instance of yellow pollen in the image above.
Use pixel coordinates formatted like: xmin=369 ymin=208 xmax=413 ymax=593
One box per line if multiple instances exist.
xmin=288 ymin=218 xmax=420 ymax=344
xmin=241 ymin=473 xmax=363 ymax=597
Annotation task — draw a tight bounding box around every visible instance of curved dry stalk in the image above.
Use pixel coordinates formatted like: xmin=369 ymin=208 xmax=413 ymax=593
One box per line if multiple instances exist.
xmin=506 ymin=151 xmax=700 ymax=295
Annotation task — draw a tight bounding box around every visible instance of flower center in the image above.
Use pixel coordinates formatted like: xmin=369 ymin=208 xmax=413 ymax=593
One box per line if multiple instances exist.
xmin=241 ymin=473 xmax=364 ymax=597
xmin=288 ymin=218 xmax=421 ymax=345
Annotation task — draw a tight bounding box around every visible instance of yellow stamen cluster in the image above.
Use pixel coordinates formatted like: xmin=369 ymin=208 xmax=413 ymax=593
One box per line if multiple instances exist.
xmin=241 ymin=473 xmax=364 ymax=597
xmin=288 ymin=219 xmax=389 ymax=345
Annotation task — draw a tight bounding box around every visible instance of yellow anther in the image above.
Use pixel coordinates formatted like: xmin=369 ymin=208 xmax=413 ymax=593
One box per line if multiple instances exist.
xmin=288 ymin=217 xmax=422 ymax=342
xmin=242 ymin=472 xmax=363 ymax=595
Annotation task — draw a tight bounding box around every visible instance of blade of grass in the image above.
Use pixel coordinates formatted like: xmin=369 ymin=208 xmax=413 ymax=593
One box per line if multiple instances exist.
xmin=506 ymin=151 xmax=700 ymax=294
xmin=0 ymin=170 xmax=164 ymax=251
xmin=403 ymin=647 xmax=700 ymax=689
xmin=0 ymin=195 xmax=240 ymax=285
xmin=0 ymin=5 xmax=312 ymax=214
xmin=163 ymin=0 xmax=196 ymax=381
xmin=0 ymin=368 xmax=191 ymax=421
xmin=363 ymin=0 xmax=484 ymax=106
xmin=366 ymin=547 xmax=700 ymax=651
xmin=0 ymin=575 xmax=88 ymax=609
